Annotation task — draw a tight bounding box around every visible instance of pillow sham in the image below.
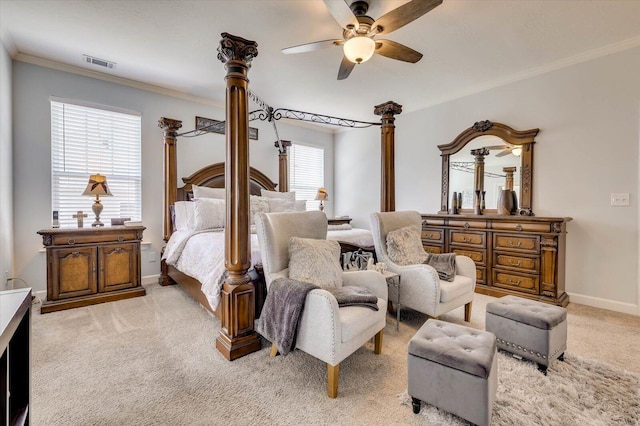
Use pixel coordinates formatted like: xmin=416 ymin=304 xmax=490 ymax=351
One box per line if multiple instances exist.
xmin=386 ymin=224 xmax=428 ymax=266
xmin=294 ymin=200 xmax=307 ymax=212
xmin=193 ymin=198 xmax=225 ymax=230
xmin=192 ymin=185 xmax=225 ymax=200
xmin=174 ymin=201 xmax=196 ymax=231
xmin=260 ymin=189 xmax=296 ymax=200
xmin=288 ymin=237 xmax=342 ymax=288
xmin=250 ymin=195 xmax=270 ymax=225
xmin=267 ymin=198 xmax=297 ymax=213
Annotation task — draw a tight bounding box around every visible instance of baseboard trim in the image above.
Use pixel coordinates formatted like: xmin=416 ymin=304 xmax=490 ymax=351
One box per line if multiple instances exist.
xmin=567 ymin=292 xmax=639 ymax=316
xmin=142 ymin=275 xmax=160 ymax=286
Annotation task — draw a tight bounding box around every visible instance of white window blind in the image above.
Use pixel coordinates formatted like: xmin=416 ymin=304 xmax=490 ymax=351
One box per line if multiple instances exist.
xmin=51 ymin=99 xmax=142 ymax=227
xmin=289 ymin=143 xmax=324 ymax=210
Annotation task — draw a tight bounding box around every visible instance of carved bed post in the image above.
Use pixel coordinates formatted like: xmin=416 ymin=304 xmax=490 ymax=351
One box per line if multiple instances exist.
xmin=274 ymin=140 xmax=292 ymax=192
xmin=158 ymin=118 xmax=182 ymax=287
xmin=374 ymin=101 xmax=402 ymax=212
xmin=216 ymin=33 xmax=261 ymax=360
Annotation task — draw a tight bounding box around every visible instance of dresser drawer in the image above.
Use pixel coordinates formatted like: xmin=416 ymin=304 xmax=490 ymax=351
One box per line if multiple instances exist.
xmin=491 ymin=221 xmax=555 ymax=233
xmin=452 ymin=248 xmax=487 ymax=266
xmin=450 ymin=230 xmax=486 ymax=248
xmin=493 ymin=252 xmax=539 ymax=273
xmin=423 ymin=245 xmax=443 ymax=254
xmin=476 ymin=267 xmax=487 ymax=285
xmin=493 ymin=233 xmax=539 ymax=254
xmin=492 ymin=270 xmax=539 ymax=295
xmin=50 ymin=229 xmax=141 ymax=246
xmin=422 ymin=227 xmax=444 ymax=244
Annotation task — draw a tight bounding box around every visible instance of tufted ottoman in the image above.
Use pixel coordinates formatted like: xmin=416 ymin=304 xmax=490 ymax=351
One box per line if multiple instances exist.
xmin=486 ymin=295 xmax=567 ymax=375
xmin=408 ymin=319 xmax=497 ymax=426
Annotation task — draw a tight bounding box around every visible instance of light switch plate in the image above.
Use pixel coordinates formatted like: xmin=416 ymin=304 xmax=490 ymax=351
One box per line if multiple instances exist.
xmin=611 ymin=193 xmax=630 ymax=206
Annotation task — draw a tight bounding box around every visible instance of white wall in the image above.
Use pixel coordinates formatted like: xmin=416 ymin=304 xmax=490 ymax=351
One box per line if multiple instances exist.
xmin=12 ymin=61 xmax=333 ymax=295
xmin=0 ymin=42 xmax=13 ymax=290
xmin=336 ymin=46 xmax=640 ymax=315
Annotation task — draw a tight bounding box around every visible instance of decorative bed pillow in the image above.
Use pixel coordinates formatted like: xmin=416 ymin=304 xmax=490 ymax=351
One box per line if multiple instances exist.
xmin=193 ymin=198 xmax=225 ymax=230
xmin=288 ymin=237 xmax=342 ymax=288
xmin=294 ymin=200 xmax=307 ymax=211
xmin=174 ymin=201 xmax=196 ymax=231
xmin=193 ymin=185 xmax=225 ymax=199
xmin=267 ymin=198 xmax=297 ymax=213
xmin=250 ymin=195 xmax=270 ymax=225
xmin=386 ymin=224 xmax=428 ymax=266
xmin=260 ymin=189 xmax=296 ymax=200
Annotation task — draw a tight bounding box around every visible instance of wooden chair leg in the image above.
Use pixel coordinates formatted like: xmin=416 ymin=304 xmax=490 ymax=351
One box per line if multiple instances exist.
xmin=327 ymin=363 xmax=339 ymax=398
xmin=269 ymin=343 xmax=279 ymax=357
xmin=464 ymin=302 xmax=472 ymax=322
xmin=374 ymin=330 xmax=384 ymax=355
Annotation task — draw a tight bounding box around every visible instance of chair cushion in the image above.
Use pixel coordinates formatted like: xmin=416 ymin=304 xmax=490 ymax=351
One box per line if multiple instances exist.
xmin=439 ymin=274 xmax=474 ymax=303
xmin=486 ymin=295 xmax=567 ymax=330
xmin=288 ymin=237 xmax=342 ymax=288
xmin=386 ymin=225 xmax=428 ymax=265
xmin=409 ymin=319 xmax=496 ymax=379
xmin=339 ymin=298 xmax=386 ymax=343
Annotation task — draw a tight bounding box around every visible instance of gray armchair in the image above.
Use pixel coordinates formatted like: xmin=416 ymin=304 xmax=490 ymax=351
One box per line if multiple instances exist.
xmin=370 ymin=211 xmax=476 ymax=321
xmin=255 ymin=211 xmax=388 ymax=398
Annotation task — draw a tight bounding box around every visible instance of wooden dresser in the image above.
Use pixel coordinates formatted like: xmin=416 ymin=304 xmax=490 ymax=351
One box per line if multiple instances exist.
xmin=37 ymin=226 xmax=146 ymax=313
xmin=421 ymin=214 xmax=571 ymax=306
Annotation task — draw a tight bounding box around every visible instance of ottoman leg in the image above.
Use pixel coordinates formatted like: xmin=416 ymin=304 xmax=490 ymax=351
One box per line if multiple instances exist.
xmin=537 ymin=364 xmax=548 ymax=375
xmin=411 ymin=397 xmax=421 ymax=414
xmin=558 ymin=352 xmax=565 ymax=362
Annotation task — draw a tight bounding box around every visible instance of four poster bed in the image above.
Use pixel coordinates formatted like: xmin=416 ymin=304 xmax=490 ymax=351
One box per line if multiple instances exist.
xmin=158 ymin=33 xmax=401 ymax=361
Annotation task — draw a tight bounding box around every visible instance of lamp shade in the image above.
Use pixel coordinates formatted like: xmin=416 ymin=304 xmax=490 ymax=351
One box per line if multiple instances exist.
xmin=315 ymin=187 xmax=328 ymax=201
xmin=343 ymin=36 xmax=375 ymax=64
xmin=82 ymin=174 xmax=113 ymax=197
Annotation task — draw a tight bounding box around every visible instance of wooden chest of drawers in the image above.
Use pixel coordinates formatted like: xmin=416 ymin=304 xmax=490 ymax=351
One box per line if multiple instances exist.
xmin=421 ymin=214 xmax=571 ymax=306
xmin=37 ymin=226 xmax=146 ymax=313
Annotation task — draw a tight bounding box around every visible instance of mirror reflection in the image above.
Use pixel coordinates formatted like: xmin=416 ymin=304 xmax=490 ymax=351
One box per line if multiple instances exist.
xmin=449 ymin=135 xmax=521 ymax=211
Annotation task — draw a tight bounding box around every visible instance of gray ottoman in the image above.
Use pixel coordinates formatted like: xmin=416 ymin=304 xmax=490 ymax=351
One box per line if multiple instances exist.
xmin=408 ymin=319 xmax=497 ymax=426
xmin=486 ymin=295 xmax=567 ymax=375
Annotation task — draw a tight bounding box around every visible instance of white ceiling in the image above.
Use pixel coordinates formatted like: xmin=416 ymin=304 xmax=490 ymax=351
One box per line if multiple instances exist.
xmin=2 ymin=0 xmax=640 ymax=122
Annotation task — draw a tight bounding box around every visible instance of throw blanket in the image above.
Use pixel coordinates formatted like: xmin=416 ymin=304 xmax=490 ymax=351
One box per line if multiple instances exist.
xmin=256 ymin=278 xmax=318 ymax=356
xmin=325 ymin=286 xmax=379 ymax=311
xmin=423 ymin=253 xmax=457 ymax=282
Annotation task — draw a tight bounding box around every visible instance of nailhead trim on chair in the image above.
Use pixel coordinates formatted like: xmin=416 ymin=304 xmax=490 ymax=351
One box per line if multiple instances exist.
xmin=497 ymin=338 xmax=564 ymax=360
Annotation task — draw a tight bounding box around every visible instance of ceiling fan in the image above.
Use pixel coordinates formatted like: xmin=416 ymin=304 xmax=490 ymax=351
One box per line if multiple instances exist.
xmin=485 ymin=143 xmax=523 ymax=158
xmin=281 ymin=0 xmax=443 ymax=80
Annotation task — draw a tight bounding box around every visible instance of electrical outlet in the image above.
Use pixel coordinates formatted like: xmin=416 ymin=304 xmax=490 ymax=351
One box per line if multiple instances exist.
xmin=611 ymin=193 xmax=630 ymax=206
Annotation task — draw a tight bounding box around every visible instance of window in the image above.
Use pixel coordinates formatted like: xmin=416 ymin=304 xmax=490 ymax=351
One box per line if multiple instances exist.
xmin=288 ymin=143 xmax=324 ymax=210
xmin=51 ymin=99 xmax=141 ymax=227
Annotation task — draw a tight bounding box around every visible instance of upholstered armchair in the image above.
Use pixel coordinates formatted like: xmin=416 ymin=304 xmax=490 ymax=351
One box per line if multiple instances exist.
xmin=369 ymin=211 xmax=476 ymax=321
xmin=255 ymin=211 xmax=388 ymax=398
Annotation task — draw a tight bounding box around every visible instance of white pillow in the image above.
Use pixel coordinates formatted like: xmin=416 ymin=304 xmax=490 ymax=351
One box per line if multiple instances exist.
xmin=250 ymin=195 xmax=270 ymax=225
xmin=260 ymin=189 xmax=296 ymax=200
xmin=174 ymin=201 xmax=195 ymax=231
xmin=288 ymin=237 xmax=342 ymax=288
xmin=193 ymin=198 xmax=226 ymax=230
xmin=294 ymin=200 xmax=307 ymax=211
xmin=386 ymin=225 xmax=428 ymax=266
xmin=267 ymin=198 xmax=297 ymax=213
xmin=192 ymin=185 xmax=225 ymax=199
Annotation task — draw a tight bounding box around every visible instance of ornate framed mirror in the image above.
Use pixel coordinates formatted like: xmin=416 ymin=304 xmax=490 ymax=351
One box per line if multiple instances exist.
xmin=438 ymin=120 xmax=539 ymax=216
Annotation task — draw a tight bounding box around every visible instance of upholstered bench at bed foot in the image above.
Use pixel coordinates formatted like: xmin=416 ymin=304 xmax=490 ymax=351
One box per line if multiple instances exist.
xmin=485 ymin=295 xmax=567 ymax=375
xmin=408 ymin=319 xmax=497 ymax=426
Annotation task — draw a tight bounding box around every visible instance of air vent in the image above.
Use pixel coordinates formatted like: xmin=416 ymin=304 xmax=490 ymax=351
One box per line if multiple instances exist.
xmin=83 ymin=55 xmax=116 ymax=69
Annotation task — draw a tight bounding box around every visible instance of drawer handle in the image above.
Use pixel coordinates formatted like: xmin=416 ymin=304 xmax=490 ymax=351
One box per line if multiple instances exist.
xmin=509 ymin=240 xmax=522 ymax=247
xmin=71 ymin=251 xmax=80 ymax=257
xmin=508 ymin=260 xmax=522 ymax=267
xmin=464 ymin=222 xmax=470 ymax=229
xmin=507 ymin=278 xmax=522 ymax=285
xmin=118 ymin=235 xmax=124 ymax=242
xmin=515 ymin=224 xmax=523 ymax=232
xmin=426 ymin=233 xmax=433 ymax=239
xmin=114 ymin=248 xmax=123 ymax=253
xmin=68 ymin=238 xmax=76 ymax=245
xmin=462 ymin=237 xmax=472 ymax=243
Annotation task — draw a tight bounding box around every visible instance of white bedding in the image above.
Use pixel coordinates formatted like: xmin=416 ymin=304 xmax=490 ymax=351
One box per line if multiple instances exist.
xmin=163 ymin=227 xmax=373 ymax=311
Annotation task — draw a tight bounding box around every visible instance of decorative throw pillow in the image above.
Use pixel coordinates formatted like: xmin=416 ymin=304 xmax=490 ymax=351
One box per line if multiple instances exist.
xmin=260 ymin=189 xmax=296 ymax=200
xmin=173 ymin=201 xmax=196 ymax=231
xmin=193 ymin=198 xmax=225 ymax=230
xmin=250 ymin=195 xmax=270 ymax=225
xmin=267 ymin=198 xmax=297 ymax=213
xmin=294 ymin=200 xmax=307 ymax=211
xmin=192 ymin=185 xmax=225 ymax=199
xmin=386 ymin=225 xmax=428 ymax=266
xmin=288 ymin=237 xmax=342 ymax=288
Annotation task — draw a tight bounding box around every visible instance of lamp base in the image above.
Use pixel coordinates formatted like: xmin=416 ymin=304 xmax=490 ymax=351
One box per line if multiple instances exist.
xmin=319 ymin=201 xmax=325 ymax=212
xmin=92 ymin=199 xmax=105 ymax=227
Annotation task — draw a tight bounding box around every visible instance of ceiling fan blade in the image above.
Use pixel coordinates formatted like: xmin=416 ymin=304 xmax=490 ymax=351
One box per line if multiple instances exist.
xmin=372 ymin=0 xmax=443 ymax=35
xmin=282 ymin=39 xmax=343 ymax=55
xmin=485 ymin=145 xmax=510 ymax=150
xmin=375 ymin=40 xmax=423 ymax=63
xmin=323 ymin=0 xmax=359 ymax=31
xmin=495 ymin=150 xmax=511 ymax=158
xmin=337 ymin=56 xmax=356 ymax=80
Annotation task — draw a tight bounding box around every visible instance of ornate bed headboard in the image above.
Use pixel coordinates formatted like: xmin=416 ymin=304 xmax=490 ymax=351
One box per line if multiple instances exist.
xmin=177 ymin=162 xmax=278 ymax=201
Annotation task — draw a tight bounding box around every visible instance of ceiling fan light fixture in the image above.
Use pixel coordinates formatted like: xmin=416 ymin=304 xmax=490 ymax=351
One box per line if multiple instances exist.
xmin=512 ymin=147 xmax=522 ymax=157
xmin=343 ymin=36 xmax=375 ymax=64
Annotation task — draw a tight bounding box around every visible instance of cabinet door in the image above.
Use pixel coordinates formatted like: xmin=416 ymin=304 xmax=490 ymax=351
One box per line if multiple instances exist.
xmin=50 ymin=247 xmax=97 ymax=299
xmin=98 ymin=243 xmax=139 ymax=292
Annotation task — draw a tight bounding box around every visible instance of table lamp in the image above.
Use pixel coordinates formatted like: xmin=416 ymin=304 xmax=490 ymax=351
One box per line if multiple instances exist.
xmin=82 ymin=174 xmax=113 ymax=227
xmin=315 ymin=187 xmax=328 ymax=211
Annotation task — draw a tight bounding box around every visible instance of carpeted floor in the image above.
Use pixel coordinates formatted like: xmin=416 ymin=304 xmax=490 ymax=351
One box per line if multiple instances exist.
xmin=30 ymin=283 xmax=640 ymax=425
